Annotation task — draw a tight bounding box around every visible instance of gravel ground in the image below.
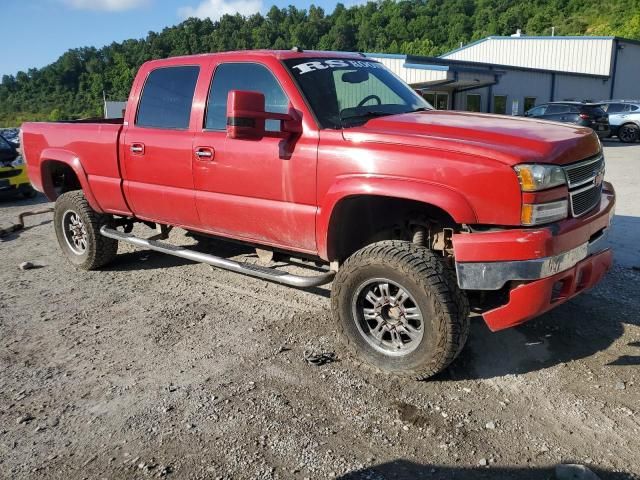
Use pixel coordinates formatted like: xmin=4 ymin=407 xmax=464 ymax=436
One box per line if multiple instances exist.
xmin=1 ymin=142 xmax=639 ymax=480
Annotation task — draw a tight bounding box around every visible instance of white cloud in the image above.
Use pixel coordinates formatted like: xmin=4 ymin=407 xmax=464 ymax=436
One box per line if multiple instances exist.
xmin=178 ymin=0 xmax=262 ymax=21
xmin=64 ymin=0 xmax=149 ymax=11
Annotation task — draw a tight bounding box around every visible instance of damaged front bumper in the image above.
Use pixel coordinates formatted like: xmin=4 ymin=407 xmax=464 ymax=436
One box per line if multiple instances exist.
xmin=452 ymin=182 xmax=615 ymax=331
xmin=455 ymin=227 xmax=610 ymax=291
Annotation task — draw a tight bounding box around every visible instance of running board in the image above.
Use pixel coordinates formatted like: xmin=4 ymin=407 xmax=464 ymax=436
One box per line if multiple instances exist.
xmin=100 ymin=226 xmax=335 ymax=288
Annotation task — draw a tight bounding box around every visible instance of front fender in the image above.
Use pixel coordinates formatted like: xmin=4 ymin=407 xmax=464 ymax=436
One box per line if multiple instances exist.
xmin=40 ymin=148 xmax=103 ymax=213
xmin=317 ymin=174 xmax=477 ymax=260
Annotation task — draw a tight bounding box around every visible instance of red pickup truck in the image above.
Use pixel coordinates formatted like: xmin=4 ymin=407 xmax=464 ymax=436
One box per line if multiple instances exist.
xmin=22 ymin=49 xmax=615 ymax=379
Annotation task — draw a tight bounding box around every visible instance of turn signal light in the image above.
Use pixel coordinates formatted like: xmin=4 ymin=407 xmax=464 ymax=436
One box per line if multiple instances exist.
xmin=522 ymin=200 xmax=569 ymax=226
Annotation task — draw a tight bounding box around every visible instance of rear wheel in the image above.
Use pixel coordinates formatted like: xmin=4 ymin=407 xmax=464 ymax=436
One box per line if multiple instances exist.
xmin=331 ymin=241 xmax=470 ymax=380
xmin=54 ymin=191 xmax=118 ymax=270
xmin=618 ymin=123 xmax=639 ymax=143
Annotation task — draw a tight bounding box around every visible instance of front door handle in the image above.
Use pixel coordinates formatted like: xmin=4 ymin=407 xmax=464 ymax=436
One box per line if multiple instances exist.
xmin=194 ymin=147 xmax=215 ymax=161
xmin=130 ymin=143 xmax=145 ymax=155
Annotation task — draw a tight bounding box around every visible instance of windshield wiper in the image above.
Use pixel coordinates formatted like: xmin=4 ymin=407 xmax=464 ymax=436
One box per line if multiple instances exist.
xmin=339 ymin=110 xmax=395 ymax=122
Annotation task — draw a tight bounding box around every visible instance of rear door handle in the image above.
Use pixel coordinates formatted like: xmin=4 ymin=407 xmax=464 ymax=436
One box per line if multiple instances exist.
xmin=130 ymin=143 xmax=145 ymax=155
xmin=194 ymin=147 xmax=214 ymax=161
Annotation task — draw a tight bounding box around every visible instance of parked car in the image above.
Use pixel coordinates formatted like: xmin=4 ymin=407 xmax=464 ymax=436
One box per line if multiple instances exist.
xmin=0 ymin=133 xmax=36 ymax=198
xmin=524 ymin=101 xmax=610 ymax=138
xmin=21 ymin=50 xmax=615 ymax=380
xmin=599 ymin=100 xmax=640 ymax=143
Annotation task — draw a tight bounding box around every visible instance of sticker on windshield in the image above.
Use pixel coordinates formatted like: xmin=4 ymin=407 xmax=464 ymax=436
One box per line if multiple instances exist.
xmin=291 ymin=60 xmax=383 ymax=75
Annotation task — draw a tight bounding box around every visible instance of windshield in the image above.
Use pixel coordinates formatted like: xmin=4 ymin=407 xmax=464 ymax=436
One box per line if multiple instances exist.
xmin=283 ymin=58 xmax=432 ymax=129
xmin=584 ymin=105 xmax=606 ymax=116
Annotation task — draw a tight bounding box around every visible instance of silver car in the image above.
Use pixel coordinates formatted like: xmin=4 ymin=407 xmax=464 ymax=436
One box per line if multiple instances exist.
xmin=600 ymin=100 xmax=640 ymax=143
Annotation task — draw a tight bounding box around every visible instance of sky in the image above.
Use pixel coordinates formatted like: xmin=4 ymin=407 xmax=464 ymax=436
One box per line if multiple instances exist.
xmin=1 ymin=0 xmax=356 ymax=78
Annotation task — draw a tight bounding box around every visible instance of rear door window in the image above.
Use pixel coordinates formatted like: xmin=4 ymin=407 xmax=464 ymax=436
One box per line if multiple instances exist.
xmin=136 ymin=66 xmax=200 ymax=129
xmin=545 ymin=104 xmax=569 ymax=114
xmin=604 ymin=103 xmax=626 ymax=113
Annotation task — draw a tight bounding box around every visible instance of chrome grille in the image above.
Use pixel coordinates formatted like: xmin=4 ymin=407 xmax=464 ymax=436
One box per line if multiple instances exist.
xmin=570 ymin=184 xmax=602 ymax=217
xmin=564 ymin=154 xmax=604 ymax=188
xmin=563 ymin=154 xmax=605 ymax=217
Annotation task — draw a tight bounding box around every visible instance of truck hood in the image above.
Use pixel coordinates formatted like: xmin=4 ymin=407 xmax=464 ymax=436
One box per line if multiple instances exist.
xmin=342 ymin=110 xmax=601 ymax=166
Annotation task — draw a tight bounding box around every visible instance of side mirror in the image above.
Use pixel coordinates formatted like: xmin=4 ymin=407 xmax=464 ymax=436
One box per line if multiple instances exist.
xmin=226 ymin=90 xmax=266 ymax=140
xmin=226 ymin=90 xmax=302 ymax=140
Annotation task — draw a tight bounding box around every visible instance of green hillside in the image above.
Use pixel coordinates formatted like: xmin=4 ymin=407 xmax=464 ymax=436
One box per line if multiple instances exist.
xmin=1 ymin=0 xmax=639 ymax=126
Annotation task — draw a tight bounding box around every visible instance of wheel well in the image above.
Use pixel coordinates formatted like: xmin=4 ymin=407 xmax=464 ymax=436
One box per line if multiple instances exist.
xmin=327 ymin=195 xmax=458 ymax=262
xmin=41 ymin=161 xmax=81 ymax=199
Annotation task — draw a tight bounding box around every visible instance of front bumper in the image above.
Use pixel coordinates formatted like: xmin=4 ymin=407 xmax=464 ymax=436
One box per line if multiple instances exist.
xmin=482 ymin=248 xmax=612 ymax=331
xmin=456 ymin=226 xmax=610 ymax=290
xmin=453 ymin=182 xmax=615 ymax=330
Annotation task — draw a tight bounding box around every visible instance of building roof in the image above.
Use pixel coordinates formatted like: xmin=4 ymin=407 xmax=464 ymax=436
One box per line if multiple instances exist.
xmin=440 ymin=35 xmax=628 ymax=77
xmin=365 ymin=52 xmax=609 ymax=81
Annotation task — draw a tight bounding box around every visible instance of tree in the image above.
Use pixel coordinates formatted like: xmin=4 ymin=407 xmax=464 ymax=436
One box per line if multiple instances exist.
xmin=0 ymin=0 xmax=638 ymax=126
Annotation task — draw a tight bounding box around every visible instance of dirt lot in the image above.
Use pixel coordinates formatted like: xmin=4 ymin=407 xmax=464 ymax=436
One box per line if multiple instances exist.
xmin=1 ymin=142 xmax=639 ymax=480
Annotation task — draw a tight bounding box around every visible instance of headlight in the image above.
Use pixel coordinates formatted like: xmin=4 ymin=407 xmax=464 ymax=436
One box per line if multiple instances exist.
xmin=521 ymin=199 xmax=568 ymax=226
xmin=10 ymin=156 xmax=24 ymax=167
xmin=514 ymin=164 xmax=566 ymax=191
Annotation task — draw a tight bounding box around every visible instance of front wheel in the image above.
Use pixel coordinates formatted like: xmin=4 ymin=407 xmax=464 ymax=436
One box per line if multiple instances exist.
xmin=54 ymin=191 xmax=118 ymax=270
xmin=618 ymin=123 xmax=639 ymax=143
xmin=331 ymin=241 xmax=470 ymax=380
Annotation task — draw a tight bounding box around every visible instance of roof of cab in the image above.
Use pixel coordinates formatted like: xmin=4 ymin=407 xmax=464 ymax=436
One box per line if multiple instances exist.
xmin=143 ymin=49 xmax=368 ymax=67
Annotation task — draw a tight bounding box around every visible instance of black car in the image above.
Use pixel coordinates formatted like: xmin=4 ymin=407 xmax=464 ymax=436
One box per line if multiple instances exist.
xmin=0 ymin=133 xmax=19 ymax=163
xmin=0 ymin=133 xmax=36 ymax=198
xmin=524 ymin=102 xmax=610 ymax=138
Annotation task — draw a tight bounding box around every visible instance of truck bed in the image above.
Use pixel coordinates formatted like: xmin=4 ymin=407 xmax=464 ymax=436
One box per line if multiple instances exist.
xmin=22 ymin=120 xmax=130 ymax=215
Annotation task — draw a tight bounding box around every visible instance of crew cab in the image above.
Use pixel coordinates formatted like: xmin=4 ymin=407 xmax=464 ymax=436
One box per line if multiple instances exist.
xmin=21 ymin=50 xmax=615 ymax=379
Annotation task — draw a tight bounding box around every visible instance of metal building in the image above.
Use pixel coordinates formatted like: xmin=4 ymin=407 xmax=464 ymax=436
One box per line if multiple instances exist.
xmin=104 ymin=100 xmax=127 ymax=119
xmin=366 ymin=36 xmax=640 ymax=115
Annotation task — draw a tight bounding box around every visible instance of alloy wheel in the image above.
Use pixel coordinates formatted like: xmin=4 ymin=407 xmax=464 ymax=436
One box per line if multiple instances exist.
xmin=351 ymin=278 xmax=425 ymax=356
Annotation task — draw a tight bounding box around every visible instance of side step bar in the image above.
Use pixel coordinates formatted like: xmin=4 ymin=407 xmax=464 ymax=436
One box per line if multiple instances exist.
xmin=100 ymin=226 xmax=335 ymax=288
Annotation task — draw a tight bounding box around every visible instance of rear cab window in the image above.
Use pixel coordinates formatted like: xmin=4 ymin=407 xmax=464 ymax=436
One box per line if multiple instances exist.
xmin=136 ymin=66 xmax=200 ymax=129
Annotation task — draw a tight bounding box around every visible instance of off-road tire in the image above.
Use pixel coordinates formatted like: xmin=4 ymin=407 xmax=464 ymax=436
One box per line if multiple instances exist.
xmin=54 ymin=191 xmax=118 ymax=270
xmin=331 ymin=240 xmax=470 ymax=380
